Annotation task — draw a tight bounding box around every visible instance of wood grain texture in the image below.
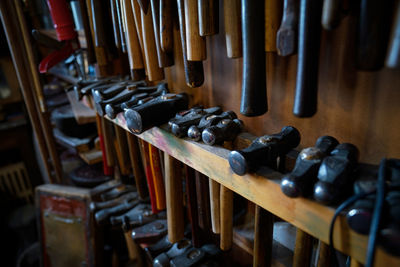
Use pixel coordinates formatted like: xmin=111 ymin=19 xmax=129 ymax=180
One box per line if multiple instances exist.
xmin=123 ymin=0 xmax=145 ymax=70
xmin=184 ymin=0 xmax=207 ymax=61
xmin=265 ymin=0 xmax=282 ymax=52
xmin=220 ymin=184 xmax=233 ymax=251
xmin=164 ymin=153 xmax=184 ymax=243
xmin=293 ymin=229 xmax=314 ymax=267
xmin=150 ymin=0 xmax=174 ymax=67
xmin=198 ymin=0 xmax=219 ymax=36
xmin=317 ymin=241 xmax=332 ymax=267
xmin=253 ymin=205 xmax=273 ymax=267
xmin=149 ymin=144 xmax=166 ymax=210
xmin=160 ymin=0 xmax=174 ymax=52
xmin=126 ymin=132 xmax=148 ymax=199
xmin=223 ymin=0 xmax=242 ymax=58
xmin=141 ymin=5 xmax=165 ymax=81
xmin=176 ymin=0 xmax=204 ymax=87
xmin=114 ymin=124 xmax=131 ymax=175
xmin=209 ymin=178 xmax=220 ymax=234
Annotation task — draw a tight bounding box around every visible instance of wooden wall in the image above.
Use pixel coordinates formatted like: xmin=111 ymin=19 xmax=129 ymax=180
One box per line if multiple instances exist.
xmin=165 ymin=4 xmax=400 ymax=164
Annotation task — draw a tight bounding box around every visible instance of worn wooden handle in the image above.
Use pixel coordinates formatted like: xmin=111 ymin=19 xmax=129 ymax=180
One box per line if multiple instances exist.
xmin=141 ymin=5 xmax=165 ymax=81
xmin=150 ymin=0 xmax=174 ymax=67
xmin=240 ymin=0 xmax=267 ymax=116
xmin=79 ymin=0 xmax=96 ymax=63
xmin=185 ymin=166 xmax=201 ymax=247
xmin=101 ymin=116 xmax=115 ymax=168
xmin=176 ymin=0 xmax=204 ymax=87
xmin=165 ymin=153 xmax=184 ymax=243
xmin=149 ymin=144 xmax=166 ymax=210
xmin=198 ymin=0 xmax=219 ymax=36
xmin=276 ymin=0 xmax=299 ymax=56
xmin=253 ymin=206 xmax=274 ymax=267
xmin=209 ymin=178 xmax=220 ymax=234
xmin=160 ymin=0 xmax=174 ymax=52
xmin=317 ymin=241 xmax=331 ymax=267
xmin=220 ymin=185 xmax=233 ymax=251
xmin=265 ymin=0 xmax=282 ymax=52
xmin=293 ymin=229 xmax=314 ymax=267
xmin=126 ymin=132 xmax=148 ymax=199
xmin=292 ymin=0 xmax=322 ymax=117
xmin=138 ymin=139 xmax=158 ymax=213
xmin=321 ymin=0 xmax=342 ymax=30
xmin=114 ymin=124 xmax=131 ymax=175
xmin=123 ymin=0 xmax=145 ymax=72
xmin=131 ymin=0 xmax=145 ymax=53
xmin=223 ymin=0 xmax=242 ymax=58
xmin=185 ymin=0 xmax=207 ymax=61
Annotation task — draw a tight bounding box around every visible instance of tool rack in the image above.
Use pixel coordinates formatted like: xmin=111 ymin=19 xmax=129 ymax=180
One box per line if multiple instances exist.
xmin=84 ymin=111 xmax=399 ymax=266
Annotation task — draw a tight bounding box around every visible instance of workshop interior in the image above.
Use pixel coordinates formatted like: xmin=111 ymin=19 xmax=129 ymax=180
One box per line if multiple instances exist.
xmin=0 ymin=0 xmax=399 ymax=266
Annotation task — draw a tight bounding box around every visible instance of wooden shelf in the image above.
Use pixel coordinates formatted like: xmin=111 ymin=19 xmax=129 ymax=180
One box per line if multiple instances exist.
xmin=102 ymin=113 xmax=400 ymax=266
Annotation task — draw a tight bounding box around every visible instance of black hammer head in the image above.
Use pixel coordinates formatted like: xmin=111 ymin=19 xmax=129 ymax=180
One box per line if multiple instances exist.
xmin=201 ymin=118 xmax=243 ymax=146
xmin=281 ymin=136 xmax=339 ymax=198
xmin=229 ymin=126 xmax=301 ymax=176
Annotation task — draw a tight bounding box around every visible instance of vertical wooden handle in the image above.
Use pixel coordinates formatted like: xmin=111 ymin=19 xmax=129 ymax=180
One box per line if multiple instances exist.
xmin=101 ymin=116 xmax=115 ymax=168
xmin=176 ymin=0 xmax=204 ymax=87
xmin=141 ymin=5 xmax=165 ymax=81
xmin=123 ymin=0 xmax=145 ymax=73
xmin=123 ymin=229 xmax=139 ymax=260
xmin=126 ymin=132 xmax=148 ymax=199
xmin=150 ymin=0 xmax=174 ymax=67
xmin=293 ymin=229 xmax=314 ymax=267
xmin=184 ymin=0 xmax=207 ymax=61
xmin=160 ymin=0 xmax=174 ymax=52
xmin=78 ymin=0 xmax=96 ymax=63
xmin=276 ymin=0 xmax=298 ymax=56
xmin=165 ymin=153 xmax=184 ymax=243
xmin=138 ymin=139 xmax=158 ymax=213
xmin=253 ymin=205 xmax=274 ymax=267
xmin=220 ymin=185 xmax=233 ymax=251
xmin=292 ymin=0 xmax=322 ymax=117
xmin=198 ymin=0 xmax=219 ymax=36
xmin=223 ymin=0 xmax=242 ymax=58
xmin=149 ymin=144 xmax=166 ymax=210
xmin=240 ymin=0 xmax=268 ymax=116
xmin=131 ymin=0 xmax=145 ymax=53
xmin=265 ymin=0 xmax=282 ymax=52
xmin=185 ymin=166 xmax=201 ymax=247
xmin=114 ymin=124 xmax=131 ymax=175
xmin=386 ymin=0 xmax=400 ymax=69
xmin=317 ymin=241 xmax=332 ymax=267
xmin=209 ymin=178 xmax=220 ymax=234
xmin=321 ymin=0 xmax=342 ymax=30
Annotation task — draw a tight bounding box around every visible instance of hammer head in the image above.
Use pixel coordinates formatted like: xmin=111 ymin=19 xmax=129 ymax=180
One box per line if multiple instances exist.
xmin=229 ymin=126 xmax=300 ymax=176
xmin=201 ymin=119 xmax=243 ymax=146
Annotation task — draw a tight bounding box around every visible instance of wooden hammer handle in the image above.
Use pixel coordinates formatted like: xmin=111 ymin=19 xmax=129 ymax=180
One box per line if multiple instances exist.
xmin=253 ymin=205 xmax=274 ymax=267
xmin=149 ymin=144 xmax=166 ymax=210
xmin=220 ymin=185 xmax=233 ymax=251
xmin=292 ymin=0 xmax=322 ymax=117
xmin=177 ymin=0 xmax=204 ymax=87
xmin=198 ymin=0 xmax=219 ymax=36
xmin=150 ymin=0 xmax=174 ymax=67
xmin=209 ymin=178 xmax=220 ymax=234
xmin=223 ymin=0 xmax=242 ymax=58
xmin=141 ymin=5 xmax=165 ymax=81
xmin=240 ymin=0 xmax=268 ymax=116
xmin=276 ymin=0 xmax=299 ymax=56
xmin=126 ymin=132 xmax=148 ymax=199
xmin=123 ymin=0 xmax=145 ymax=71
xmin=160 ymin=0 xmax=174 ymax=52
xmin=165 ymin=153 xmax=185 ymax=243
xmin=184 ymin=0 xmax=207 ymax=61
xmin=293 ymin=229 xmax=314 ymax=267
xmin=265 ymin=0 xmax=282 ymax=52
